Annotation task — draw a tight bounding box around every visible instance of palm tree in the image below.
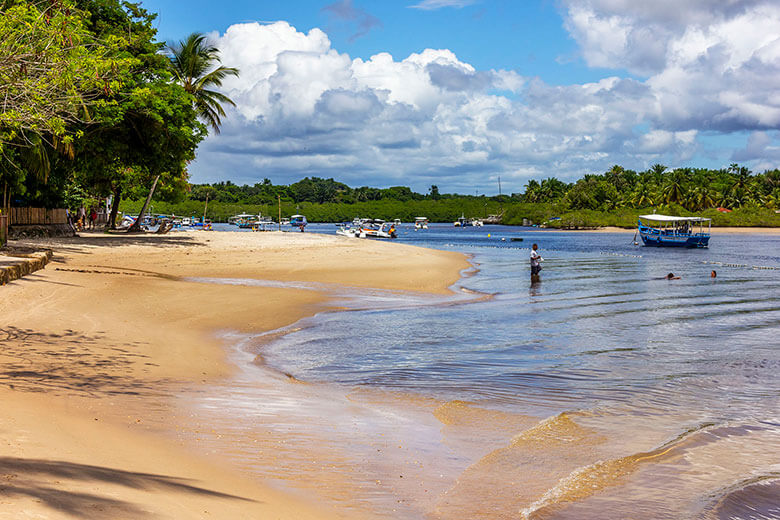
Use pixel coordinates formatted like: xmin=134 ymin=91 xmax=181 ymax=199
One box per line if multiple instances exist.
xmin=662 ymin=169 xmax=688 ymax=205
xmin=168 ymin=33 xmax=239 ymax=133
xmin=631 ymin=182 xmax=655 ymax=208
xmin=765 ymin=188 xmax=780 ymax=210
xmin=129 ymin=34 xmax=239 ymax=232
xmin=686 ymin=186 xmax=717 ymax=211
xmin=523 ymin=180 xmax=541 ymax=203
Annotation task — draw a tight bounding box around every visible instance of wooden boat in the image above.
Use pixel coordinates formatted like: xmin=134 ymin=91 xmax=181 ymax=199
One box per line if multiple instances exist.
xmin=637 ymin=214 xmax=711 ymax=248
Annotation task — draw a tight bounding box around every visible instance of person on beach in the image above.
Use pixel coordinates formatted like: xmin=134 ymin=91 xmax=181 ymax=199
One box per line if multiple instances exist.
xmin=78 ymin=206 xmax=86 ymax=231
xmin=89 ymin=208 xmax=97 ymax=229
xmin=530 ymin=243 xmax=543 ymax=283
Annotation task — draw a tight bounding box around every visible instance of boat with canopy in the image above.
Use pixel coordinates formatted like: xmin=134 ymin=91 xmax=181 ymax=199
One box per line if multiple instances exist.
xmin=637 ymin=214 xmax=711 ymax=248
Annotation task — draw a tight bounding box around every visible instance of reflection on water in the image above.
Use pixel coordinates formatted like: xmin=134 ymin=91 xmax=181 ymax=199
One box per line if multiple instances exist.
xmin=183 ymin=226 xmax=780 ymax=519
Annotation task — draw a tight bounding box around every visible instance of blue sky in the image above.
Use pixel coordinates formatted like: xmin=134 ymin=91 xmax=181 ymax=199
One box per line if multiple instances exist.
xmin=140 ymin=0 xmax=780 ymax=194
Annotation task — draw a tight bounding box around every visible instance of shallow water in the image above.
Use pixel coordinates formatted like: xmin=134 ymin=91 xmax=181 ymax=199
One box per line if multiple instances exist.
xmin=183 ymin=225 xmax=780 ymax=519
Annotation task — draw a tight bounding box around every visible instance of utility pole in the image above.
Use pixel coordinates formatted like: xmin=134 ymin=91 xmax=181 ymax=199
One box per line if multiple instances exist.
xmin=277 ymin=194 xmax=281 ymax=231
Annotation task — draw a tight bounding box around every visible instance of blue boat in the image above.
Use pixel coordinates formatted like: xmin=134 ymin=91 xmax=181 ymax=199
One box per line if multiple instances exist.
xmin=290 ymin=214 xmax=307 ymax=228
xmin=638 ymin=214 xmax=711 ymax=248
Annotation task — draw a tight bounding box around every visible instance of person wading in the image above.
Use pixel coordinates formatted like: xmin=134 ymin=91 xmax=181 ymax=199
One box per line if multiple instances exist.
xmin=530 ymin=243 xmax=543 ymax=283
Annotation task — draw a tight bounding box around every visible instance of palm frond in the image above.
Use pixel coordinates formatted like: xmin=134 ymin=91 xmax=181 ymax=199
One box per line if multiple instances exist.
xmin=167 ymin=32 xmax=239 ymax=133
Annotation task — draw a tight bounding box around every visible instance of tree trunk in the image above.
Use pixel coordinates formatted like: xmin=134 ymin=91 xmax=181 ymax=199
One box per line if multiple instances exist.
xmin=109 ymin=185 xmax=121 ymax=230
xmin=127 ymin=174 xmax=159 ymax=232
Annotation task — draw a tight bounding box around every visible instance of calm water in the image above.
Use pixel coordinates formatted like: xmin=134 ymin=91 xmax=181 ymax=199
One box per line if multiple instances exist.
xmin=185 ymin=224 xmax=780 ymax=519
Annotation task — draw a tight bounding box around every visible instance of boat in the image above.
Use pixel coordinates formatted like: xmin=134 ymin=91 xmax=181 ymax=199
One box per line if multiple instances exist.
xmin=336 ymin=224 xmax=358 ymax=238
xmin=483 ymin=211 xmax=503 ymax=225
xmin=290 ymin=215 xmax=307 ymax=229
xmin=228 ymin=213 xmax=255 ymax=225
xmin=637 ymin=214 xmax=711 ymax=248
xmin=454 ymin=214 xmax=476 ymax=227
xmin=414 ymin=217 xmax=429 ymax=230
xmin=356 ymin=219 xmax=397 ymax=239
xmin=251 ymin=216 xmax=275 ymax=231
xmin=472 ymin=218 xmax=484 ymax=227
xmin=393 ymin=218 xmax=402 ymax=226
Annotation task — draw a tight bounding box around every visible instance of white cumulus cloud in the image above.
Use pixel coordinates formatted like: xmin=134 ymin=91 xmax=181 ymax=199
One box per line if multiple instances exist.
xmin=191 ymin=4 xmax=780 ymax=192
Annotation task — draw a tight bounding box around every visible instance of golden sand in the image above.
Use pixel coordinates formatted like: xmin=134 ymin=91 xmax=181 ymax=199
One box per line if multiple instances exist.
xmin=0 ymin=231 xmax=469 ymax=519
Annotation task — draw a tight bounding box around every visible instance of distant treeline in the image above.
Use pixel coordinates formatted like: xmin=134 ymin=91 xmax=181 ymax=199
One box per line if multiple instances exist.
xmin=121 ymin=164 xmax=780 ymax=227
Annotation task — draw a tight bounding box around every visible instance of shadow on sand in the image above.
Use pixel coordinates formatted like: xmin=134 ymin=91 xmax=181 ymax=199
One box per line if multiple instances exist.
xmin=0 ymin=457 xmax=255 ymax=519
xmin=0 ymin=326 xmax=166 ymax=397
xmin=11 ymin=232 xmax=204 ymax=256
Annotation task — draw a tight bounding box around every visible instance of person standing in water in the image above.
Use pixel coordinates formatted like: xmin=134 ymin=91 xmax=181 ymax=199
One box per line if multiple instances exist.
xmin=530 ymin=243 xmax=543 ymax=283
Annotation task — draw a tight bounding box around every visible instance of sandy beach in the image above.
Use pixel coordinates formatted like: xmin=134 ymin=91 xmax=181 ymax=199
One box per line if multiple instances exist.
xmin=0 ymin=231 xmax=469 ymax=519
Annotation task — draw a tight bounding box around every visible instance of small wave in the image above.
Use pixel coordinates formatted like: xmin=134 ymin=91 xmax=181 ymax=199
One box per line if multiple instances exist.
xmin=701 ymin=476 xmax=780 ymax=520
xmin=518 ymin=421 xmax=717 ymax=519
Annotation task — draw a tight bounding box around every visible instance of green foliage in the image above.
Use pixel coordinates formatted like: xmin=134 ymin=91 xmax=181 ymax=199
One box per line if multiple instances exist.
xmin=118 ymin=163 xmax=780 ymax=228
xmin=0 ymin=0 xmax=131 ymax=146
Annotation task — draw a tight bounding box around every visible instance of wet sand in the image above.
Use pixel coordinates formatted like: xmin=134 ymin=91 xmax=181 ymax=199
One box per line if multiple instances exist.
xmin=0 ymin=231 xmax=469 ymax=519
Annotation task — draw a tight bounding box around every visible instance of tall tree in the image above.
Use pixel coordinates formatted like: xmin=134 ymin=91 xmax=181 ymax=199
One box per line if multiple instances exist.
xmin=662 ymin=168 xmax=689 ymax=205
xmin=127 ymin=32 xmax=238 ymax=231
xmin=168 ymin=33 xmax=239 ymax=133
xmin=0 ymin=0 xmax=127 ymax=214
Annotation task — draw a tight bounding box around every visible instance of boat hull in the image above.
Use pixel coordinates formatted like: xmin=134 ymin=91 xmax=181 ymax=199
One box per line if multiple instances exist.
xmin=639 ymin=231 xmax=710 ymax=248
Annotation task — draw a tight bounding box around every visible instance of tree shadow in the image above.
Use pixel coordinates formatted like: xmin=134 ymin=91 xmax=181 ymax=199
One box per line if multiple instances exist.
xmin=0 ymin=457 xmax=254 ymax=519
xmin=0 ymin=326 xmax=166 ymax=397
xmin=11 ymin=233 xmax=204 ymax=256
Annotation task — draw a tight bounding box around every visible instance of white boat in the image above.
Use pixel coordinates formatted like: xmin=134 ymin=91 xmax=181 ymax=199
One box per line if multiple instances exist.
xmin=454 ymin=215 xmax=482 ymax=227
xmin=181 ymin=217 xmax=191 ymax=226
xmin=251 ymin=216 xmax=276 ymax=231
xmin=414 ymin=217 xmax=428 ymax=230
xmin=393 ymin=218 xmax=402 ymax=226
xmin=228 ymin=213 xmax=256 ymax=225
xmin=336 ymin=224 xmax=359 ymax=238
xmin=356 ymin=220 xmax=397 ymax=239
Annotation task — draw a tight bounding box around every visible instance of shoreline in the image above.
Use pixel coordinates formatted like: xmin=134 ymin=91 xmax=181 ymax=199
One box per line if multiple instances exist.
xmin=0 ymin=231 xmax=470 ymax=519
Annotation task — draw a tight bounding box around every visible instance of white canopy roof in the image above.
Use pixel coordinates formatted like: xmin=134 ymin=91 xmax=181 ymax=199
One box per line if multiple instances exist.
xmin=639 ymin=214 xmax=711 ymax=222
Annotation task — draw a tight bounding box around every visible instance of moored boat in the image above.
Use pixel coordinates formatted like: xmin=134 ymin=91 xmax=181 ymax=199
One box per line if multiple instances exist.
xmin=637 ymin=214 xmax=711 ymax=248
xmin=290 ymin=215 xmax=307 ymax=229
xmin=414 ymin=217 xmax=428 ymax=230
xmin=229 ymin=213 xmax=256 ymax=225
xmin=356 ymin=219 xmax=397 ymax=239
